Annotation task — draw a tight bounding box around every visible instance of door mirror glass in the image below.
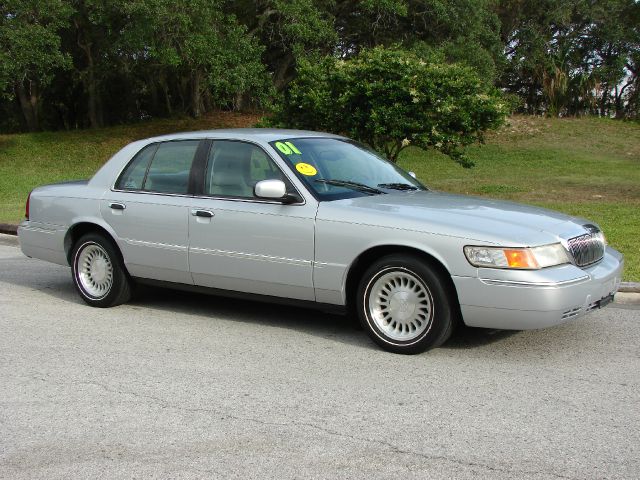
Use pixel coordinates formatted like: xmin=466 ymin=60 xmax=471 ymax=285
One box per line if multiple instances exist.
xmin=254 ymin=179 xmax=287 ymax=199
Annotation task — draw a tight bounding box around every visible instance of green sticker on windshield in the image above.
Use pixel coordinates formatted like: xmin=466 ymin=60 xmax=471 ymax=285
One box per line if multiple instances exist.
xmin=275 ymin=141 xmax=302 ymax=155
xmin=286 ymin=141 xmax=301 ymax=154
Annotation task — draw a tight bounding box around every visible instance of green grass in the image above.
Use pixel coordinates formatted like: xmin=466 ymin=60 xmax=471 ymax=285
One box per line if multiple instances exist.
xmin=1 ymin=114 xmax=638 ymax=280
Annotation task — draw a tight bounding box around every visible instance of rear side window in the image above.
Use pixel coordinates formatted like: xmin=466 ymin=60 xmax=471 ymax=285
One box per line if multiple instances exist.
xmin=115 ymin=140 xmax=199 ymax=194
xmin=116 ymin=144 xmax=156 ymax=190
xmin=144 ymin=141 xmax=199 ymax=194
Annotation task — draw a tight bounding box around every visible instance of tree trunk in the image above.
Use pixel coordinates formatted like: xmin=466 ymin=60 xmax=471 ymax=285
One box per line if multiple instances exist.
xmin=600 ymin=86 xmax=609 ymax=117
xmin=159 ymin=73 xmax=173 ymax=115
xmin=86 ymin=65 xmax=102 ymax=128
xmin=273 ymin=54 xmax=295 ymax=92
xmin=15 ymin=80 xmax=40 ymax=131
xmin=190 ymin=69 xmax=203 ymax=118
xmin=149 ymin=78 xmax=160 ymax=116
xmin=75 ymin=18 xmax=102 ymax=129
xmin=178 ymin=76 xmax=189 ymax=113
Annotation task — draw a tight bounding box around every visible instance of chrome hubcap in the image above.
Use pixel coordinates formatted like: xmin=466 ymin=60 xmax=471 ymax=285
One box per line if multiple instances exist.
xmin=368 ymin=269 xmax=433 ymax=341
xmin=77 ymin=244 xmax=113 ymax=299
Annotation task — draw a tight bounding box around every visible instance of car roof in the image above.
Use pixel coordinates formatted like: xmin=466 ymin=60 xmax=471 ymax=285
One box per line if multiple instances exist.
xmin=144 ymin=128 xmax=346 ymax=143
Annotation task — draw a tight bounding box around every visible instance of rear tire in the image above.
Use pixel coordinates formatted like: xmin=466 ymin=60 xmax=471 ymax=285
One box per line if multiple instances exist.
xmin=356 ymin=254 xmax=455 ymax=354
xmin=71 ymin=233 xmax=132 ymax=307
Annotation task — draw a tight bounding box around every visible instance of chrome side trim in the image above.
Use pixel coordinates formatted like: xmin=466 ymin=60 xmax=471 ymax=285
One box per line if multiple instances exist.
xmin=190 ymin=247 xmax=312 ymax=266
xmin=478 ymin=275 xmax=590 ymax=288
xmin=314 ymin=261 xmax=346 ymax=269
xmin=191 ymin=193 xmax=305 ymax=206
xmin=109 ymin=188 xmax=191 ymax=198
xmin=19 ymin=225 xmax=58 ymax=234
xmin=122 ymin=238 xmax=187 ymax=252
xmin=109 ymin=188 xmax=306 ymax=206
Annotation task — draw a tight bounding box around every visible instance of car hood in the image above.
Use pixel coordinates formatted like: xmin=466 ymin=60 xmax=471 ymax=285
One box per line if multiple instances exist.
xmin=316 ymin=190 xmax=594 ymax=246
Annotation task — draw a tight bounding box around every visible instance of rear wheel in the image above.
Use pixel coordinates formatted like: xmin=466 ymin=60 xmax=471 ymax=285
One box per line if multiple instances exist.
xmin=357 ymin=254 xmax=455 ymax=354
xmin=71 ymin=233 xmax=132 ymax=307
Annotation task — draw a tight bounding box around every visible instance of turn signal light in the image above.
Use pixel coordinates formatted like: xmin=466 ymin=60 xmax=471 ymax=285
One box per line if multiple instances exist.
xmin=503 ymin=249 xmax=538 ymax=269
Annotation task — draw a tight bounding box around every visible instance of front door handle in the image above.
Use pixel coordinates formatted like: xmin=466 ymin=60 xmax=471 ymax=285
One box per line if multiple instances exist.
xmin=191 ymin=209 xmax=214 ymax=218
xmin=109 ymin=202 xmax=126 ymax=210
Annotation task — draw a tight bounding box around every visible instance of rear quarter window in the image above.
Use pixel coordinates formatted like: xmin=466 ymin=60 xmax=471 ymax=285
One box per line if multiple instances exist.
xmin=115 ymin=144 xmax=156 ymax=190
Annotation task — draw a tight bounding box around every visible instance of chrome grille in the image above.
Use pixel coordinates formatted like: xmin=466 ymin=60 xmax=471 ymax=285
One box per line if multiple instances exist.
xmin=567 ymin=225 xmax=605 ymax=267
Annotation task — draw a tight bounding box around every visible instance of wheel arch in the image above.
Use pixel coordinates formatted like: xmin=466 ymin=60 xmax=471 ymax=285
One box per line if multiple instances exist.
xmin=64 ymin=220 xmax=123 ymax=266
xmin=344 ymin=244 xmax=461 ymax=315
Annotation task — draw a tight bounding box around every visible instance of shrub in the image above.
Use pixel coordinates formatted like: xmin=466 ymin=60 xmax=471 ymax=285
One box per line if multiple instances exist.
xmin=269 ymin=47 xmax=507 ymax=167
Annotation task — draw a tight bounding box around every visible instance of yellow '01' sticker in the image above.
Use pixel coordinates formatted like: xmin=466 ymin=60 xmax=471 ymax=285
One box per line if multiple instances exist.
xmin=275 ymin=141 xmax=302 ymax=155
xmin=296 ymin=163 xmax=317 ymax=176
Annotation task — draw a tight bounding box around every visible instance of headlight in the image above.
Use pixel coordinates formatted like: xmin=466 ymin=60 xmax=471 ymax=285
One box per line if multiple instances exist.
xmin=463 ymin=243 xmax=570 ymax=269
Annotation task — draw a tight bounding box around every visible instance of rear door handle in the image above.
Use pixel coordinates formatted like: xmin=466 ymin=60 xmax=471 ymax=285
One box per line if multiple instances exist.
xmin=191 ymin=209 xmax=214 ymax=218
xmin=109 ymin=202 xmax=126 ymax=210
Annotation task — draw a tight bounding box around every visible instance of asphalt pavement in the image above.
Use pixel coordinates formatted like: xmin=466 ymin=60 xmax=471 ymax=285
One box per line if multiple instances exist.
xmin=1 ymin=236 xmax=639 ymax=479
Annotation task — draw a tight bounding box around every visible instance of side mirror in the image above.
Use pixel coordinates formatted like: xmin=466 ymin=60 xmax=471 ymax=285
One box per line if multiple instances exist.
xmin=408 ymin=171 xmax=417 ymax=179
xmin=254 ymin=179 xmax=301 ymax=204
xmin=255 ymin=179 xmax=287 ymax=199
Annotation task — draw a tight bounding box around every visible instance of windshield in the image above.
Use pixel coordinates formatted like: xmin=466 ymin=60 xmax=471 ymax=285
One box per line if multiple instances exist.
xmin=269 ymin=138 xmax=426 ymax=200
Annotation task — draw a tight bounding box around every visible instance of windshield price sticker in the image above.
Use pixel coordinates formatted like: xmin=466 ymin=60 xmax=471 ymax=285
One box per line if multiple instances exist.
xmin=296 ymin=163 xmax=317 ymax=176
xmin=275 ymin=141 xmax=302 ymax=155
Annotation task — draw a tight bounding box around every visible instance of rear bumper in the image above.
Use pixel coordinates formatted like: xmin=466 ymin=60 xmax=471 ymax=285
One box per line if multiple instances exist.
xmin=453 ymin=246 xmax=623 ymax=330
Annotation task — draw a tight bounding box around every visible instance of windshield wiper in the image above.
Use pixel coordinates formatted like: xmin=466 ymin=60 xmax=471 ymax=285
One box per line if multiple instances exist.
xmin=315 ymin=178 xmax=384 ymax=195
xmin=377 ymin=182 xmax=419 ymax=191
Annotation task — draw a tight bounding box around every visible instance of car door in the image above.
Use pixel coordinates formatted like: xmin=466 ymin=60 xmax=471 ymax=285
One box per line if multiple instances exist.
xmin=188 ymin=139 xmax=317 ymax=301
xmin=101 ymin=139 xmax=203 ymax=284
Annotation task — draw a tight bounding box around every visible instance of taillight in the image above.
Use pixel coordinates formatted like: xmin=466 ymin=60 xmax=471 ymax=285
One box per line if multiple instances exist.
xmin=25 ymin=191 xmax=31 ymax=220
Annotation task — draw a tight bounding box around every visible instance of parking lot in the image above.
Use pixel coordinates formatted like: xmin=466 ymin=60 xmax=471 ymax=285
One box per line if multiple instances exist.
xmin=1 ymin=235 xmax=639 ymax=479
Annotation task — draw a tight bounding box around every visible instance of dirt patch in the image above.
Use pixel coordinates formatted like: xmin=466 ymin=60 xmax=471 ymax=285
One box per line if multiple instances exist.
xmin=489 ymin=115 xmax=550 ymax=141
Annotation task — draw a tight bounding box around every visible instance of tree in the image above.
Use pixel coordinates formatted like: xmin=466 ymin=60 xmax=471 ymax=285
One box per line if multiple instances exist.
xmin=269 ymin=47 xmax=506 ymax=167
xmin=230 ymin=0 xmax=337 ymax=91
xmin=145 ymin=0 xmax=269 ymax=117
xmin=495 ymin=0 xmax=640 ymax=118
xmin=581 ymin=0 xmax=640 ymax=118
xmin=0 ymin=0 xmax=72 ymax=131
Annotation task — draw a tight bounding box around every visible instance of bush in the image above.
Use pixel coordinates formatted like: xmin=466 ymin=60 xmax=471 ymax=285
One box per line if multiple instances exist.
xmin=269 ymin=47 xmax=507 ymax=167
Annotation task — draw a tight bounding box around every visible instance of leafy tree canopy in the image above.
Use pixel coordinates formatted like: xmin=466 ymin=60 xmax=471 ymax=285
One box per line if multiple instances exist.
xmin=0 ymin=0 xmax=639 ymax=132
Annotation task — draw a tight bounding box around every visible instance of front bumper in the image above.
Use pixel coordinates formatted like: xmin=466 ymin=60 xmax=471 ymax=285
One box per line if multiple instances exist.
xmin=452 ymin=246 xmax=623 ymax=330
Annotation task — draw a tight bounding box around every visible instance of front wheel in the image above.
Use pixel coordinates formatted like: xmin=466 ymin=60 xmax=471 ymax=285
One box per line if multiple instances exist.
xmin=71 ymin=233 xmax=132 ymax=307
xmin=357 ymin=254 xmax=456 ymax=354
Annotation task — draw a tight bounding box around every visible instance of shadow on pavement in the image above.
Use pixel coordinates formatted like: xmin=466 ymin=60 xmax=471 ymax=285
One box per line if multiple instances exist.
xmin=2 ymin=254 xmax=522 ymax=353
xmin=443 ymin=325 xmax=520 ymax=349
xmin=119 ymin=284 xmax=376 ymax=352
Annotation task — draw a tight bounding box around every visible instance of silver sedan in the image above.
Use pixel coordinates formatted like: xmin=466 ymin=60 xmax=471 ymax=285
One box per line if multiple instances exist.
xmin=18 ymin=129 xmax=623 ymax=353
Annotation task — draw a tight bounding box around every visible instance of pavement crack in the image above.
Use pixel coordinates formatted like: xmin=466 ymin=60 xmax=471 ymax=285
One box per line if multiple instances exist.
xmin=73 ymin=380 xmax=580 ymax=479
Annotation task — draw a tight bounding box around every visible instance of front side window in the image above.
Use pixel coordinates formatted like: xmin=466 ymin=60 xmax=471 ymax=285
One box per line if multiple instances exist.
xmin=204 ymin=140 xmax=287 ymax=198
xmin=269 ymin=138 xmax=425 ymax=201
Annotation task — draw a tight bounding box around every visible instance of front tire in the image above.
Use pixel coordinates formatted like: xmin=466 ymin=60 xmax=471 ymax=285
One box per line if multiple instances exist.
xmin=71 ymin=233 xmax=132 ymax=307
xmin=357 ymin=254 xmax=455 ymax=354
